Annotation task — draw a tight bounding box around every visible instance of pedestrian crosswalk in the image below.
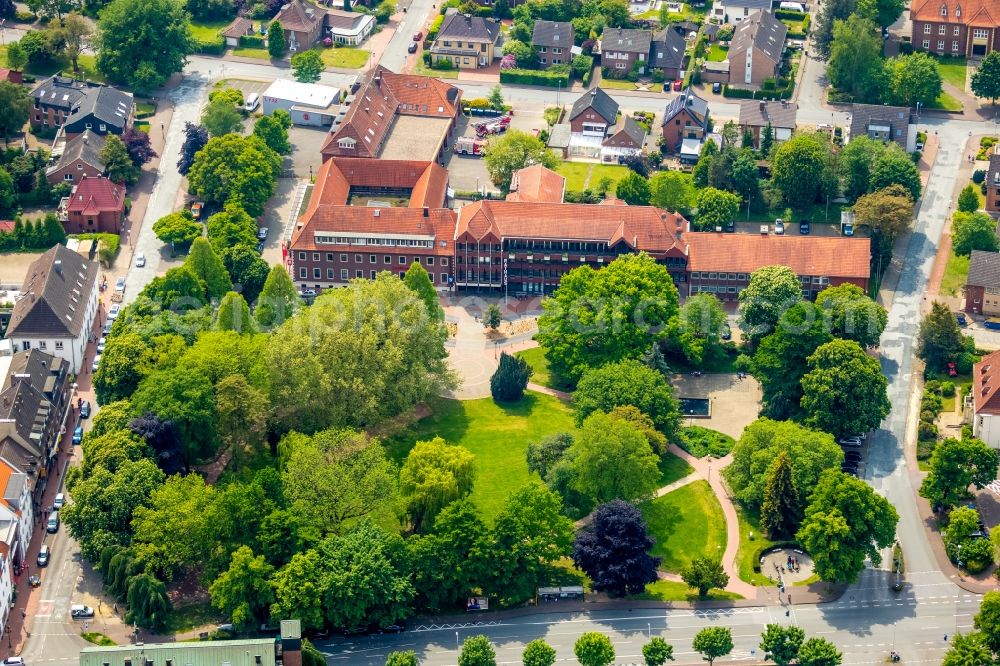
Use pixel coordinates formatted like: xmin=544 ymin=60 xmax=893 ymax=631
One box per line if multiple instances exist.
xmin=987 ymin=479 xmax=1000 ymax=495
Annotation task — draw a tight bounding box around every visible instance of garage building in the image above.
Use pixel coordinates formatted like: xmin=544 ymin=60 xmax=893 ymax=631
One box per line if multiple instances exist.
xmin=261 ymin=79 xmax=340 ymax=127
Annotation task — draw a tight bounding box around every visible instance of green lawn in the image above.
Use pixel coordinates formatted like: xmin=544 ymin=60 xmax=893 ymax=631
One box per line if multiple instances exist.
xmin=414 ymin=61 xmax=460 ymax=79
xmin=780 ymin=19 xmax=808 ymax=34
xmin=316 ymin=46 xmax=370 ymax=69
xmin=678 ymin=426 xmax=735 ymax=458
xmin=189 ymin=19 xmax=231 ymax=42
xmin=555 ymin=162 xmax=632 ymax=195
xmin=735 ymin=503 xmax=778 ymax=586
xmin=928 ymin=90 xmax=964 ymax=112
xmin=599 ymin=78 xmax=641 ymax=90
xmin=232 ymin=46 xmax=272 ymax=60
xmin=515 ymin=345 xmax=574 ymax=391
xmin=658 ymin=452 xmax=694 ymax=487
xmin=931 ymin=55 xmax=968 ymax=89
xmin=0 ymin=44 xmax=105 ymax=82
xmin=640 ymin=480 xmax=726 ymax=573
xmin=163 ymin=602 xmax=223 ymax=634
xmin=384 ymin=393 xmax=576 ymax=521
xmin=706 ymin=43 xmax=728 ymax=62
xmin=941 ymin=251 xmax=970 ymax=297
xmin=635 ymin=579 xmax=743 ymax=601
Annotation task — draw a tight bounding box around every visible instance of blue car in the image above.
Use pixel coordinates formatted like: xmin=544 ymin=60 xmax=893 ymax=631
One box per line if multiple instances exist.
xmin=72 ymin=426 xmax=83 ymax=445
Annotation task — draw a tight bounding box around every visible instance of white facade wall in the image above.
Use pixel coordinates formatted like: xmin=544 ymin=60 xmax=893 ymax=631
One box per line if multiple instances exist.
xmin=9 ymin=275 xmax=98 ymax=374
xmin=974 ymin=411 xmax=1000 ymax=449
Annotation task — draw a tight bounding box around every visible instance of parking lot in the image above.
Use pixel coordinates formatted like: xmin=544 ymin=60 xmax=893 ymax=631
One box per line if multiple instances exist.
xmin=445 ymin=110 xmax=549 ymax=196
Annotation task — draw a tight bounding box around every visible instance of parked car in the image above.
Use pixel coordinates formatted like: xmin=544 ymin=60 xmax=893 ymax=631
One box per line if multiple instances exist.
xmin=257 ymin=227 xmax=269 ymax=240
xmin=947 ymin=361 xmax=958 ymax=377
xmin=256 ymin=241 xmax=265 ymax=254
xmin=80 ymin=401 xmax=91 ymax=419
xmin=102 ymin=322 xmax=111 ymax=337
xmin=72 ymin=426 xmax=83 ymax=445
xmin=721 ymin=325 xmax=732 ymax=340
xmin=28 ymin=574 xmax=40 ymax=588
xmin=712 ymin=82 xmax=722 ymax=94
xmin=956 ymin=312 xmax=968 ymax=327
xmin=302 ymin=288 xmax=317 ymax=297
xmin=97 ymin=337 xmax=106 ymax=353
xmin=407 ymin=41 xmax=418 ymax=53
xmin=190 ymin=202 xmax=204 ymax=219
xmin=838 ymin=437 xmax=863 ymax=447
xmin=114 ymin=276 xmax=126 ymax=292
xmin=673 ymin=79 xmax=683 ymax=91
xmin=774 ymin=219 xmax=785 ymax=235
xmin=381 ymin=624 xmax=405 ymax=634
xmin=92 ymin=355 xmax=101 ymax=373
xmin=53 ymin=493 xmax=65 ymax=509
xmin=70 ymin=605 xmax=95 ymax=618
xmin=244 ymin=93 xmax=260 ymax=112
xmin=108 ymin=303 xmax=121 ymax=320
xmin=3 ymin=657 xmax=26 ymax=665
xmin=36 ymin=544 xmax=49 ymax=567
xmin=46 ymin=512 xmax=59 ymax=533
xmin=135 ymin=252 xmax=146 ymax=268
xmin=413 ymin=30 xmax=423 ymax=40
xmin=844 ymin=451 xmax=863 ymax=462
xmin=799 ymin=221 xmax=810 ymax=235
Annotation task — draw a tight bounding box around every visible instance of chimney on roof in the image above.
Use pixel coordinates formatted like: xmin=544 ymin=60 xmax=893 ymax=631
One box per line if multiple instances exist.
xmin=374 ymin=209 xmax=380 ymax=217
xmin=759 ymin=100 xmax=765 ymax=113
xmin=591 ymin=89 xmax=598 ymax=96
xmin=423 ymin=206 xmax=429 ymax=217
xmin=53 ymin=260 xmax=61 ymax=274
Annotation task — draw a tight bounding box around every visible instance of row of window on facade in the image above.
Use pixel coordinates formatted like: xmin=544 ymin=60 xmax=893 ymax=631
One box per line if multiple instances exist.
xmin=299 ymin=267 xmax=452 ymax=283
xmin=457 ymin=241 xmax=618 ymax=252
xmin=21 ymin=341 xmax=64 ymax=351
xmin=690 ymin=272 xmax=830 ymax=285
xmin=313 ymin=235 xmax=441 ymax=248
xmin=297 ymin=251 xmax=449 ymax=266
xmin=440 ymin=41 xmax=488 ymax=51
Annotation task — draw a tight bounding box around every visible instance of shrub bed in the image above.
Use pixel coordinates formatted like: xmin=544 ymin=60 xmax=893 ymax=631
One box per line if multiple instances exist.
xmin=239 ymin=34 xmax=266 ymax=48
xmin=679 ymin=426 xmax=735 ymax=458
xmin=75 ymin=233 xmax=121 ymax=266
xmin=193 ymin=35 xmax=226 ymax=55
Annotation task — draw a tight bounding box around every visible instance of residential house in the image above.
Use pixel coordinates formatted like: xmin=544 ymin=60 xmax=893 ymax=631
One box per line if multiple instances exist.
xmin=847 ymin=103 xmax=917 ymax=152
xmin=660 ymin=87 xmax=710 ymax=159
xmin=45 ymin=130 xmax=106 ymax=186
xmin=711 ymin=0 xmax=773 ymax=23
xmin=532 ymin=20 xmax=574 ymax=67
xmin=649 ymin=28 xmax=686 ymax=80
xmin=601 ymin=116 xmax=647 ymax=163
xmin=737 ymin=100 xmax=796 ymax=149
xmin=986 ymin=153 xmax=1000 ymax=214
xmin=910 ymin=0 xmax=1000 ymax=57
xmin=506 ymin=164 xmax=566 ymax=203
xmin=221 ymin=16 xmax=254 ymax=47
xmin=320 ymin=66 xmax=461 ymax=162
xmin=600 ymin=27 xmax=652 ymax=76
xmin=429 ymin=14 xmax=501 ymax=69
xmin=273 ymin=0 xmax=375 ymax=50
xmin=964 ymin=250 xmax=1000 ymax=315
xmin=3 ymin=244 xmax=99 ymax=374
xmin=30 ymin=76 xmax=134 ymax=138
xmin=727 ymin=10 xmax=787 ymax=86
xmin=567 ymin=88 xmax=621 ymax=157
xmin=685 ymin=233 xmax=872 ymax=301
xmin=58 ymin=176 xmax=126 ymax=235
xmin=80 ymin=620 xmax=305 ymax=666
xmin=972 ymin=349 xmax=1000 ymax=448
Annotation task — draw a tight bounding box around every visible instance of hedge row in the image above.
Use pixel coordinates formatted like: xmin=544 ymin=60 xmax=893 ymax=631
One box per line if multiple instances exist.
xmin=723 ymin=84 xmax=792 ymax=100
xmin=193 ymin=35 xmax=226 ymax=55
xmin=500 ymin=68 xmax=571 ymax=87
xmin=427 ymin=15 xmax=445 ymax=41
xmin=239 ymin=34 xmax=266 ymax=48
xmin=774 ymin=9 xmax=807 ymax=19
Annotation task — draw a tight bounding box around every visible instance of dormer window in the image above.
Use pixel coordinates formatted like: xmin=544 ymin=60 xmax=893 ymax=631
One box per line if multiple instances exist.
xmin=338 ymin=138 xmax=356 ymax=149
xmin=940 ymin=4 xmax=947 ymax=15
xmin=955 ymin=6 xmax=961 ymax=15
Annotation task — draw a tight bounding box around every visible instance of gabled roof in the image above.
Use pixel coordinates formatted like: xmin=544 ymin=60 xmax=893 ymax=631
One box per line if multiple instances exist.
xmin=720 ymin=0 xmax=772 ymax=9
xmin=0 ymin=381 xmax=45 ymax=460
xmin=650 ymin=29 xmax=686 ymax=70
xmin=221 ymin=16 xmax=253 ymax=38
xmin=848 ymin=103 xmax=914 ymax=143
xmin=729 ymin=10 xmax=787 ymax=63
xmin=325 ymin=7 xmax=372 ymax=30
xmin=455 ymin=201 xmax=687 ymax=258
xmin=570 ymin=88 xmax=619 ymax=125
xmin=662 ymin=87 xmax=709 ymax=126
xmin=974 ymin=349 xmax=1000 ymax=415
xmin=601 ymin=27 xmax=653 ymax=55
xmin=506 ymin=165 xmax=566 ymax=203
xmin=437 ymin=14 xmax=501 ymax=43
xmin=532 ymin=20 xmax=574 ymax=48
xmin=988 ymin=153 xmax=1000 ymax=187
xmin=5 ymin=245 xmax=98 ymax=340
xmin=276 ymin=0 xmax=322 ymax=31
xmin=3 ymin=349 xmax=67 ymax=398
xmin=31 ymin=76 xmax=89 ymax=111
xmin=70 ymin=85 xmax=133 ymax=131
xmin=49 ymin=130 xmax=105 ymax=175
xmin=66 ymin=176 xmax=126 ymax=215
xmin=605 ymin=116 xmax=646 ymax=146
xmin=738 ymin=100 xmax=797 ymax=129
xmin=967 ymin=250 xmax=1000 ymax=289
xmin=685 ymin=233 xmax=871 ymax=278
xmin=911 ymin=0 xmax=1000 ymax=26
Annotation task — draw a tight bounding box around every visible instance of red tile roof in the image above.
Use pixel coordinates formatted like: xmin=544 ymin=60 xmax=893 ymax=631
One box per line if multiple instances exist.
xmin=66 ymin=177 xmax=125 ymax=215
xmin=221 ymin=16 xmax=254 ymax=38
xmin=292 ymin=206 xmax=457 ymax=255
xmin=685 ymin=232 xmax=871 ymax=278
xmin=0 ymin=68 xmax=22 ymax=84
xmin=911 ymin=0 xmax=1000 ymax=25
xmin=276 ymin=0 xmax=322 ymax=32
xmin=505 ymin=165 xmax=566 ymax=203
xmin=456 ymin=201 xmax=687 ymax=256
xmin=320 ymin=66 xmax=461 ymax=159
xmin=0 ymin=221 xmax=14 ymax=233
xmin=974 ymin=349 xmax=1000 ymax=415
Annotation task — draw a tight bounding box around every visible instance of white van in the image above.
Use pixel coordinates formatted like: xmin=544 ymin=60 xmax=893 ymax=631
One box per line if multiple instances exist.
xmin=244 ymin=92 xmax=260 ymax=112
xmin=779 ymin=1 xmax=806 ymax=10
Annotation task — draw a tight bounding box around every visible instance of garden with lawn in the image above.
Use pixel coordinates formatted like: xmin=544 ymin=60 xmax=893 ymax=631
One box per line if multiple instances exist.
xmin=555 ymin=162 xmax=632 ymax=194
xmin=385 ymin=392 xmax=576 ymax=520
xmin=706 ymin=43 xmax=728 ymax=62
xmin=515 ymin=345 xmax=573 ymax=391
xmin=941 ymin=251 xmax=970 ymax=297
xmin=0 ymin=44 xmax=105 ymax=82
xmin=929 ymin=90 xmax=964 ymax=112
xmin=657 ymin=452 xmax=694 ymax=487
xmin=931 ymin=54 xmax=968 ymax=89
xmin=637 ymin=579 xmax=743 ymax=601
xmin=232 ymin=46 xmax=272 ymax=60
xmin=679 ymin=426 xmax=735 ymax=458
xmin=640 ymin=480 xmax=727 ymax=573
xmin=316 ymin=46 xmax=371 ymax=69
xmin=735 ymin=504 xmax=778 ymax=586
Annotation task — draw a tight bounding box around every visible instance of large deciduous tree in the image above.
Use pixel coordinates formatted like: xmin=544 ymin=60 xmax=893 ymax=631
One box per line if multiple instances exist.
xmin=573 ymin=359 xmax=680 ymax=433
xmin=152 ymin=211 xmax=201 ymax=252
xmin=649 ymin=170 xmax=694 ymax=214
xmin=522 ymin=639 xmax=557 ymax=666
xmin=870 ymin=144 xmax=922 ymax=201
xmin=771 ymin=133 xmax=835 ymax=210
xmin=615 ymin=171 xmax=651 ymax=205
xmin=694 ymin=187 xmax=741 ymax=231
xmin=221 ymin=244 xmax=269 ymax=304
xmin=827 ymin=15 xmax=885 ymax=101
xmin=738 ymin=265 xmax=802 ymax=343
xmin=399 ymin=437 xmax=475 ymax=532
xmin=952 ymin=211 xmax=1000 ymax=256
xmin=177 ymin=122 xmax=209 ymax=175
xmin=681 ymin=556 xmax=729 ymax=598
xmin=642 ymin=638 xmax=675 ymax=666
xmin=574 ymin=632 xmax=615 ymax=666
xmin=917 ymin=301 xmax=966 ymax=369
xmin=797 ymin=469 xmax=899 ymax=583
xmin=884 ymin=52 xmax=942 ymax=107
xmin=208 ymin=546 xmax=274 ymax=631
xmin=725 ymin=418 xmax=843 ymax=509
xmin=973 ymin=591 xmax=1000 ymax=654
xmin=941 ymin=632 xmax=994 ymax=666
xmin=800 ymin=339 xmax=891 ymax=439
xmin=692 ymin=627 xmax=734 ymax=665
xmin=972 ymin=51 xmax=1000 ymax=104
xmin=839 ymin=136 xmax=883 ymax=201
xmin=202 ymin=97 xmax=245 ymax=137
xmin=0 ymin=81 xmax=31 ymax=143
xmin=206 ymin=203 xmax=258 ymax=254
xmin=920 ymin=437 xmax=999 ymax=509
xmin=93 ymin=332 xmax=152 ymax=404
xmin=537 ymin=253 xmax=680 ymax=383
xmin=131 ymin=369 xmax=216 ymax=464
xmin=187 ymin=134 xmax=281 ymax=217
xmin=760 ymin=624 xmax=805 ymax=666
xmin=482 ymin=130 xmax=558 ymax=193
xmin=813 ymin=0 xmax=856 ymax=58
xmin=403 ymin=261 xmax=443 ymax=321
xmin=95 ymin=0 xmax=192 ymax=93
xmin=121 ymin=127 xmax=157 ymax=166
xmin=796 ymin=638 xmax=843 ymax=666
xmin=101 ymin=134 xmax=140 ymax=185
xmin=407 ymin=499 xmax=488 ymax=612
xmin=815 ymin=283 xmax=888 ymax=349
xmin=291 ymin=49 xmax=324 ymax=83
xmin=568 ymin=411 xmax=661 ymax=503
xmin=253 ymin=112 xmax=292 ymax=155
xmin=215 ymin=374 xmax=268 ymax=465
xmin=459 ymin=636 xmax=497 ymax=666
xmin=573 ymin=499 xmax=660 ymax=596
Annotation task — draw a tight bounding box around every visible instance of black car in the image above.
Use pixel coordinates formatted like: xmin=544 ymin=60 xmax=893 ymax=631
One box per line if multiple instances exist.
xmin=407 ymin=41 xmax=418 ymax=53
xmin=712 ymin=82 xmax=722 ymax=94
xmin=799 ymin=221 xmax=810 ymax=235
xmin=844 ymin=452 xmax=863 ymax=462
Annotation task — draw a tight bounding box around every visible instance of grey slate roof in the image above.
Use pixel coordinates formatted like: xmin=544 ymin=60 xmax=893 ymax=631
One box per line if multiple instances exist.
xmin=532 ymin=20 xmax=574 ymax=48
xmin=6 ymin=245 xmax=97 ymax=339
xmin=570 ymin=88 xmax=619 ymax=125
xmin=51 ymin=130 xmax=106 ymax=173
xmin=968 ymin=250 xmax=1000 ymax=289
xmin=0 ymin=381 xmax=45 ymax=459
xmin=31 ymin=76 xmax=89 ymax=111
xmin=662 ymin=87 xmax=709 ymax=127
xmin=601 ymin=27 xmax=653 ymax=55
xmin=650 ymin=29 xmax=686 ymax=70
xmin=729 ymin=9 xmax=787 ymax=63
xmin=607 ymin=115 xmax=646 ymax=145
xmin=3 ymin=349 xmax=66 ymax=398
xmin=438 ymin=14 xmax=501 ymax=43
xmin=31 ymin=77 xmax=133 ymax=131
xmin=721 ymin=0 xmax=772 ymax=9
xmin=738 ymin=100 xmax=797 ymax=129
xmin=848 ymin=103 xmax=914 ymax=146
